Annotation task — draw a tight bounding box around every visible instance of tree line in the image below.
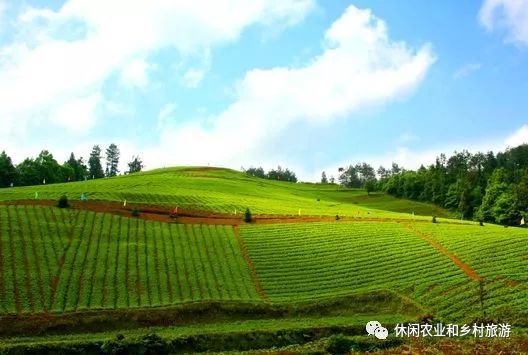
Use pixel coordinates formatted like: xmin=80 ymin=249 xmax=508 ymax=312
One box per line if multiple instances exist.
xmin=0 ymin=144 xmax=144 ymax=188
xmin=244 ymin=166 xmax=298 ymax=182
xmin=327 ymin=144 xmax=528 ymax=225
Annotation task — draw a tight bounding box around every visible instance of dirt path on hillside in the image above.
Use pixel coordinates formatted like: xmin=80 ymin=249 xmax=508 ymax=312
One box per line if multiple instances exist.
xmin=232 ymin=226 xmax=269 ymax=302
xmin=401 ymin=223 xmax=482 ymax=281
xmin=0 ymin=199 xmax=472 ymax=227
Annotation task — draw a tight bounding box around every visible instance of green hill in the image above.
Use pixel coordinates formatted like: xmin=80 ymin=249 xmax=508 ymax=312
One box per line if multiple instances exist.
xmin=0 ymin=167 xmax=526 ymax=352
xmin=0 ymin=167 xmax=454 ymax=219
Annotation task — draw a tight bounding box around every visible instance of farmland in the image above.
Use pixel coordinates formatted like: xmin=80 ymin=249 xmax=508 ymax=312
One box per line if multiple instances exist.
xmin=0 ymin=205 xmax=259 ymax=315
xmin=0 ymin=167 xmax=454 ymax=219
xmin=0 ymin=167 xmax=526 ymax=352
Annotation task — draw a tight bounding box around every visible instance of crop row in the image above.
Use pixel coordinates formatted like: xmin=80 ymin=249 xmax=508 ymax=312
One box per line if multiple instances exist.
xmin=0 ymin=205 xmax=260 ymax=315
xmin=412 ymin=223 xmax=528 ymax=320
xmin=239 ymin=222 xmax=499 ymax=321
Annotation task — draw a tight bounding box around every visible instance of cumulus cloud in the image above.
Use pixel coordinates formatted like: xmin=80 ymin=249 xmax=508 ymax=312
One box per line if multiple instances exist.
xmin=120 ymin=58 xmax=155 ymax=89
xmin=152 ymin=5 xmax=436 ymax=168
xmin=505 ymin=124 xmax=528 ymax=147
xmin=51 ymin=92 xmax=102 ymax=131
xmin=479 ymin=0 xmax=528 ymax=45
xmin=0 ymin=0 xmax=315 ymax=141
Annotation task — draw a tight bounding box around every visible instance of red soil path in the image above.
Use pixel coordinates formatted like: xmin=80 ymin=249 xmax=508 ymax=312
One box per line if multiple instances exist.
xmin=0 ymin=199 xmax=469 ymax=226
xmin=233 ymin=226 xmax=269 ymax=302
xmin=402 ymin=223 xmax=482 ymax=281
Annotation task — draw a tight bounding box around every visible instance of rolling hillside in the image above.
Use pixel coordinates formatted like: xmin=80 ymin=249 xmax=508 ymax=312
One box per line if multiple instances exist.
xmin=0 ymin=167 xmax=454 ymax=219
xmin=0 ymin=167 xmax=526 ymax=352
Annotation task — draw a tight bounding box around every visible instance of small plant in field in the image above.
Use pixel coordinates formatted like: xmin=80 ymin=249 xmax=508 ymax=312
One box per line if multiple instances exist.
xmin=432 ymin=215 xmax=437 ymax=223
xmin=101 ymin=334 xmax=127 ymax=354
xmin=57 ymin=195 xmax=69 ymax=208
xmin=326 ymin=334 xmax=350 ymax=354
xmin=418 ymin=313 xmax=436 ymax=324
xmin=244 ymin=208 xmax=252 ymax=223
xmin=131 ymin=208 xmax=140 ymax=217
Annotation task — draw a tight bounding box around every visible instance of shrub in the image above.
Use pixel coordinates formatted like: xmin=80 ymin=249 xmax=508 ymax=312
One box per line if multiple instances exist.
xmin=141 ymin=333 xmax=167 ymax=353
xmin=131 ymin=208 xmax=140 ymax=217
xmin=57 ymin=195 xmax=69 ymax=208
xmin=326 ymin=334 xmax=350 ymax=354
xmin=244 ymin=208 xmax=252 ymax=223
xmin=100 ymin=335 xmax=128 ymax=355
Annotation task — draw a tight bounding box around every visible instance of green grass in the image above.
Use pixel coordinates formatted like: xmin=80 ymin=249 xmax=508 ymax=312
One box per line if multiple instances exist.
xmin=0 ymin=313 xmax=411 ymax=350
xmin=0 ymin=167 xmax=452 ymax=218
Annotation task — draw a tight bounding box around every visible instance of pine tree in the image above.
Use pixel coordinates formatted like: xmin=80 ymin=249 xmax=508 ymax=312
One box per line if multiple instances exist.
xmin=88 ymin=145 xmax=105 ymax=179
xmin=105 ymin=143 xmax=120 ymax=177
xmin=321 ymin=171 xmax=328 ymax=183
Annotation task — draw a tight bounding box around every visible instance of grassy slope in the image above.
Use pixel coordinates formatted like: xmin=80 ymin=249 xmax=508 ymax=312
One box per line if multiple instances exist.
xmin=0 ymin=167 xmax=526 ymax=351
xmin=240 ymin=222 xmax=528 ymax=324
xmin=0 ymin=167 xmax=454 ymax=218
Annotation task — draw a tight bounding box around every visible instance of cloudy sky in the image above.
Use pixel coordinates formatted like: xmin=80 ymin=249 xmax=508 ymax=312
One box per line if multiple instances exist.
xmin=1 ymin=0 xmax=527 ymax=180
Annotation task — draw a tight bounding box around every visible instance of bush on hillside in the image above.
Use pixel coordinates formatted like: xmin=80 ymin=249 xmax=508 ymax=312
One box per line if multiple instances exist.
xmin=57 ymin=195 xmax=69 ymax=208
xmin=244 ymin=208 xmax=252 ymax=223
xmin=326 ymin=334 xmax=350 ymax=354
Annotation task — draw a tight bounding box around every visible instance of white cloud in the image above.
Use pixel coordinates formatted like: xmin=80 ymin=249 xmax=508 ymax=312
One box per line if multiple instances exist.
xmin=453 ymin=63 xmax=482 ymax=79
xmin=0 ymin=0 xmax=315 ymax=141
xmin=120 ymin=58 xmax=154 ymax=89
xmin=479 ymin=0 xmax=528 ymax=45
xmin=51 ymin=92 xmax=101 ymax=131
xmin=157 ymin=103 xmax=177 ymax=131
xmin=152 ymin=5 xmax=435 ymax=168
xmin=505 ymin=124 xmax=528 ymax=147
xmin=182 ymin=68 xmax=206 ymax=88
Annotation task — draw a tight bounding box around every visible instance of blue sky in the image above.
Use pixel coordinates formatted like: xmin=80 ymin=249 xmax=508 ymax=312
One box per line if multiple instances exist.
xmin=0 ymin=0 xmax=527 ymax=180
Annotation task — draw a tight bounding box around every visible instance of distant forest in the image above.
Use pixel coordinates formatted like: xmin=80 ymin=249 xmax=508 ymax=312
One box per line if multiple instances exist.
xmin=333 ymin=144 xmax=528 ymax=226
xmin=0 ymin=144 xmax=143 ymax=187
xmin=244 ymin=166 xmax=298 ymax=183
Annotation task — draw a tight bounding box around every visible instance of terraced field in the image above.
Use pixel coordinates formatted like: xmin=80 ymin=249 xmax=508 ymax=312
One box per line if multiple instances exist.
xmin=417 ymin=223 xmax=528 ymax=323
xmin=0 ymin=168 xmax=526 ymax=352
xmin=0 ymin=167 xmax=453 ymax=219
xmin=240 ymin=222 xmax=474 ymax=318
xmin=0 ymin=205 xmax=259 ymax=315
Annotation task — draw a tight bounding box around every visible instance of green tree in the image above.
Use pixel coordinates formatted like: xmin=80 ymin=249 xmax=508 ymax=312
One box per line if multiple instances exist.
xmin=35 ymin=150 xmax=63 ymax=183
xmin=105 ymin=143 xmax=120 ymax=177
xmin=321 ymin=171 xmax=328 ymax=183
xmin=16 ymin=158 xmax=39 ymax=186
xmin=246 ymin=167 xmax=266 ymax=178
xmin=65 ymin=153 xmax=88 ymax=181
xmin=365 ymin=179 xmax=376 ymax=195
xmin=0 ymin=151 xmax=17 ymax=187
xmin=127 ymin=156 xmax=143 ymax=174
xmin=88 ymin=145 xmax=105 ymax=179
